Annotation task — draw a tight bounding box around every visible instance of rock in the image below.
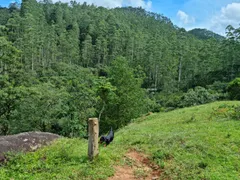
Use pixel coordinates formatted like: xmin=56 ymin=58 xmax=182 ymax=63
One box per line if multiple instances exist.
xmin=0 ymin=131 xmax=60 ymax=163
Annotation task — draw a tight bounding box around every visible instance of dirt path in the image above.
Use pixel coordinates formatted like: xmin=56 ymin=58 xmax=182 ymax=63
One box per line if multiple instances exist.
xmin=109 ymin=150 xmax=161 ymax=180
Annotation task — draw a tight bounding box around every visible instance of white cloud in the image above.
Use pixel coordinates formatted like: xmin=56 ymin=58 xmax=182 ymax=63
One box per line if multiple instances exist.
xmin=210 ymin=3 xmax=240 ymax=35
xmin=177 ymin=10 xmax=195 ymax=24
xmin=221 ymin=2 xmax=240 ymax=20
xmin=50 ymin=0 xmax=152 ymax=10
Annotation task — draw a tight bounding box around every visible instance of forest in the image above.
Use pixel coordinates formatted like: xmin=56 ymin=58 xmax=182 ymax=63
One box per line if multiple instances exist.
xmin=0 ymin=0 xmax=240 ymax=137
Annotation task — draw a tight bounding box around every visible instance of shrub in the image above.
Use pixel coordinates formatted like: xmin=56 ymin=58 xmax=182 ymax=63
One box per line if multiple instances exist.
xmin=181 ymin=86 xmax=218 ymax=107
xmin=207 ymin=81 xmax=228 ymax=93
xmin=227 ymin=78 xmax=240 ymax=100
xmin=207 ymin=81 xmax=229 ymax=100
xmin=212 ymin=104 xmax=240 ymax=121
xmin=155 ymin=92 xmax=183 ymax=109
xmin=146 ymin=97 xmax=161 ymax=113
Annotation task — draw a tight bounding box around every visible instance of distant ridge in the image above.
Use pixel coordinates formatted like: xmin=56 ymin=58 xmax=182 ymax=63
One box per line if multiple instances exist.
xmin=188 ymin=28 xmax=225 ymax=41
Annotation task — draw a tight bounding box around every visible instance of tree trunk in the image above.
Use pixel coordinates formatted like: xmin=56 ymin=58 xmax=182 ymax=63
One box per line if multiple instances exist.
xmin=178 ymin=55 xmax=182 ymax=90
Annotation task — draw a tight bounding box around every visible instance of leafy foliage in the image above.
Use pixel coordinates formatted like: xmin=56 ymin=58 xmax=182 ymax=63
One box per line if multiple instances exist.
xmin=0 ymin=37 xmax=26 ymax=135
xmin=188 ymin=28 xmax=225 ymax=41
xmin=211 ymin=104 xmax=240 ymax=121
xmin=100 ymin=57 xmax=147 ymax=132
xmin=181 ymin=86 xmax=219 ymax=107
xmin=227 ymin=78 xmax=240 ymax=100
xmin=155 ymin=92 xmax=183 ymax=109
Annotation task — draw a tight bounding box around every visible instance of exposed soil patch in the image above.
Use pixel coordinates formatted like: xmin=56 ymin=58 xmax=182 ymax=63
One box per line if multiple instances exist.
xmin=0 ymin=131 xmax=60 ymax=163
xmin=109 ymin=150 xmax=162 ymax=180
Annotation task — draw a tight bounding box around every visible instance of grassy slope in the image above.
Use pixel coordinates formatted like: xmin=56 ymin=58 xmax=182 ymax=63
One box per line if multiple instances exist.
xmin=0 ymin=101 xmax=240 ymax=180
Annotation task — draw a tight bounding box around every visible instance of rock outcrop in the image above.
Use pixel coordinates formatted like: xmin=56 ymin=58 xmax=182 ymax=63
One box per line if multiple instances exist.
xmin=0 ymin=131 xmax=60 ymax=163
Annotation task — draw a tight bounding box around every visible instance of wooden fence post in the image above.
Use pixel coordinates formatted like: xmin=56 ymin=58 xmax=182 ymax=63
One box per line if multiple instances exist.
xmin=88 ymin=118 xmax=99 ymax=161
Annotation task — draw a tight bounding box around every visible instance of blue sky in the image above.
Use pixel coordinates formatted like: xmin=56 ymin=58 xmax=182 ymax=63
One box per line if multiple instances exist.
xmin=0 ymin=0 xmax=12 ymax=7
xmin=151 ymin=0 xmax=240 ymax=35
xmin=1 ymin=0 xmax=240 ymax=35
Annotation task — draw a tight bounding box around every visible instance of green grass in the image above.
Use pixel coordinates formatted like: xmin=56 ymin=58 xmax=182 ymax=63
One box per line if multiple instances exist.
xmin=1 ymin=101 xmax=240 ymax=179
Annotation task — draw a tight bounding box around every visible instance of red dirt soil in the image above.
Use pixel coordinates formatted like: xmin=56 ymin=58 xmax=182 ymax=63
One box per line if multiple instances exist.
xmin=108 ymin=150 xmax=162 ymax=180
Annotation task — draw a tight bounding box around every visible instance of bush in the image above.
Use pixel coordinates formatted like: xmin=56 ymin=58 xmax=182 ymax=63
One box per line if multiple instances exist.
xmin=152 ymin=85 xmax=224 ymax=110
xmin=207 ymin=81 xmax=228 ymax=93
xmin=154 ymin=92 xmax=183 ymax=109
xmin=212 ymin=104 xmax=240 ymax=121
xmin=181 ymin=86 xmax=218 ymax=107
xmin=207 ymin=81 xmax=229 ymax=100
xmin=145 ymin=97 xmax=162 ymax=113
xmin=227 ymin=78 xmax=240 ymax=100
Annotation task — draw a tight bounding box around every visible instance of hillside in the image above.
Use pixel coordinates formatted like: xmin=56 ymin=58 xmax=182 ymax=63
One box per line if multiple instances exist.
xmin=0 ymin=101 xmax=239 ymax=179
xmin=188 ymin=28 xmax=225 ymax=40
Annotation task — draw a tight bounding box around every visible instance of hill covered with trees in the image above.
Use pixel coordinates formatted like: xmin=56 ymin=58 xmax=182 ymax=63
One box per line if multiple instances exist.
xmin=188 ymin=28 xmax=225 ymax=41
xmin=0 ymin=0 xmax=240 ymax=137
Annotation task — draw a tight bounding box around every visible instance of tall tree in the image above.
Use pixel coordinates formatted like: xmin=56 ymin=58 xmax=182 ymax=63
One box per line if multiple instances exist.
xmin=81 ymin=34 xmax=93 ymax=67
xmin=0 ymin=37 xmax=26 ymax=135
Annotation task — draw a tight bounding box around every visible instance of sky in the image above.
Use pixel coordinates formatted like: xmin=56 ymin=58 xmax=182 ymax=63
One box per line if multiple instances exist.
xmin=1 ymin=0 xmax=240 ymax=35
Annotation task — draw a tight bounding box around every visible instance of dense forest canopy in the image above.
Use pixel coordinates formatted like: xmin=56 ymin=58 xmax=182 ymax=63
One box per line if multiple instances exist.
xmin=0 ymin=0 xmax=240 ymax=137
xmin=188 ymin=28 xmax=225 ymax=41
